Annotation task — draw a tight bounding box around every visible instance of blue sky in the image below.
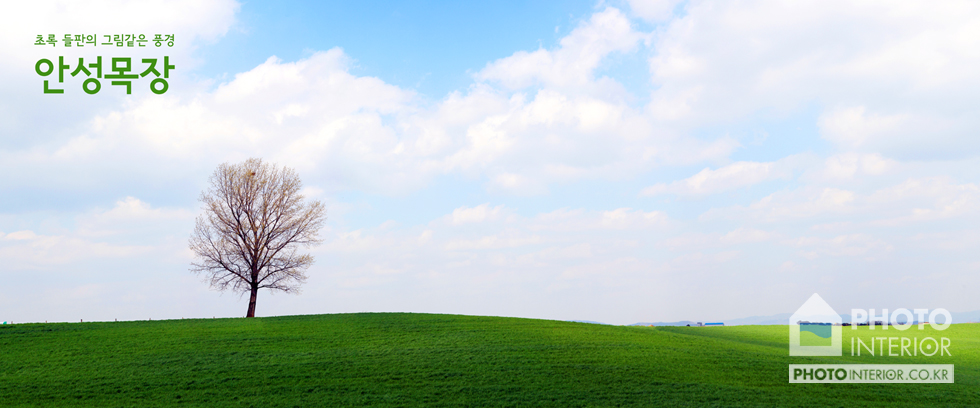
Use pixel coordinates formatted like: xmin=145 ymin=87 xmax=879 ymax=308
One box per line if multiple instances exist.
xmin=198 ymin=0 xmax=600 ymax=97
xmin=2 ymin=0 xmax=980 ymax=325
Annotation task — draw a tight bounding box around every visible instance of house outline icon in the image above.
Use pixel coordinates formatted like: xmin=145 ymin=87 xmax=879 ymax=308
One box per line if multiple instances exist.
xmin=789 ymin=293 xmax=842 ymax=356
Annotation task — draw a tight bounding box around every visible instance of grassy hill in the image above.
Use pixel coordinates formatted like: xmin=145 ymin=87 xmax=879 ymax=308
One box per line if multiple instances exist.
xmin=1 ymin=313 xmax=977 ymax=407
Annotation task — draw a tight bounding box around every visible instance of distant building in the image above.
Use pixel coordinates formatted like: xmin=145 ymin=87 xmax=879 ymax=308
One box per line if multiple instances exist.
xmin=704 ymin=322 xmax=724 ymax=326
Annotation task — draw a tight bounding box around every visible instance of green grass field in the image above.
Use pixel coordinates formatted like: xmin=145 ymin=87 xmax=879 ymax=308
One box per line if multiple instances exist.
xmin=1 ymin=313 xmax=977 ymax=407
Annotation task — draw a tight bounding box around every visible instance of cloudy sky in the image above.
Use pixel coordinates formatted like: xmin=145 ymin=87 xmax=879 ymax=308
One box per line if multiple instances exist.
xmin=2 ymin=0 xmax=979 ymax=325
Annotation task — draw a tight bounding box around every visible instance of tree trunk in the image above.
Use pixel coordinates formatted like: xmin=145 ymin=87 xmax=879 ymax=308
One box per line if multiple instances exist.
xmin=246 ymin=285 xmax=258 ymax=317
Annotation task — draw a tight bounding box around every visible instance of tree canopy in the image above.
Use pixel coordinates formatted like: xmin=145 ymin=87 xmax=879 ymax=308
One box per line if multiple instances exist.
xmin=189 ymin=158 xmax=326 ymax=317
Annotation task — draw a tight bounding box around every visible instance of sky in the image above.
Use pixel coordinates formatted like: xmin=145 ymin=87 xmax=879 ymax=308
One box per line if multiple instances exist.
xmin=2 ymin=0 xmax=979 ymax=325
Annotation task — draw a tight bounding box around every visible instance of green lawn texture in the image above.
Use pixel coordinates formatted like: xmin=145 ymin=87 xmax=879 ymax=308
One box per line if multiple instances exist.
xmin=0 ymin=313 xmax=977 ymax=407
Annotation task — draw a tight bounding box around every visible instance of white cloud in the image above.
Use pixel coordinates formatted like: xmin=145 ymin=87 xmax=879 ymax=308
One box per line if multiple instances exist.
xmin=444 ymin=233 xmax=543 ymax=251
xmin=642 ymin=160 xmax=792 ymax=197
xmin=644 ymin=0 xmax=980 ymax=157
xmin=657 ymin=228 xmax=777 ymax=251
xmin=700 ymin=186 xmax=856 ymax=222
xmin=76 ymin=197 xmax=193 ymax=238
xmin=702 ymin=177 xmax=980 ymax=228
xmin=1 ymin=4 xmax=757 ymax=199
xmin=721 ymin=228 xmax=777 ymax=244
xmin=817 ymin=152 xmax=896 ymax=180
xmin=323 ymin=229 xmax=385 ymax=253
xmin=527 ymin=207 xmax=672 ymax=232
xmin=627 ymin=0 xmax=683 ymax=23
xmin=598 ymin=208 xmax=670 ymax=229
xmin=0 ymin=196 xmax=194 ymax=271
xmin=2 ymin=44 xmax=737 ymax=196
xmin=0 ymin=230 xmax=151 ymax=268
xmin=476 ymin=7 xmax=646 ymax=96
xmin=2 ymin=231 xmax=38 ymax=241
xmin=867 ymin=178 xmax=980 ymax=226
xmin=0 ymin=41 xmax=700 ymax=196
xmin=818 ymin=106 xmax=907 ymax=150
xmin=786 ymin=233 xmax=894 ymax=259
xmin=450 ymin=204 xmax=506 ymax=225
xmin=528 ymin=243 xmax=594 ymax=261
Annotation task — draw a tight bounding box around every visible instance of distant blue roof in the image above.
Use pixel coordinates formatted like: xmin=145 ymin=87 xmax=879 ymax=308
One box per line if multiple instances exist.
xmin=704 ymin=322 xmax=724 ymax=326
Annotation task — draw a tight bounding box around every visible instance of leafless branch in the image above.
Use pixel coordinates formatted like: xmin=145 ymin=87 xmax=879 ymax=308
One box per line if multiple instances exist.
xmin=189 ymin=158 xmax=326 ymax=317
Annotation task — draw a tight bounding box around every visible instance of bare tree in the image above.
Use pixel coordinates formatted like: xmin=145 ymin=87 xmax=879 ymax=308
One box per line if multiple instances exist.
xmin=190 ymin=158 xmax=326 ymax=317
